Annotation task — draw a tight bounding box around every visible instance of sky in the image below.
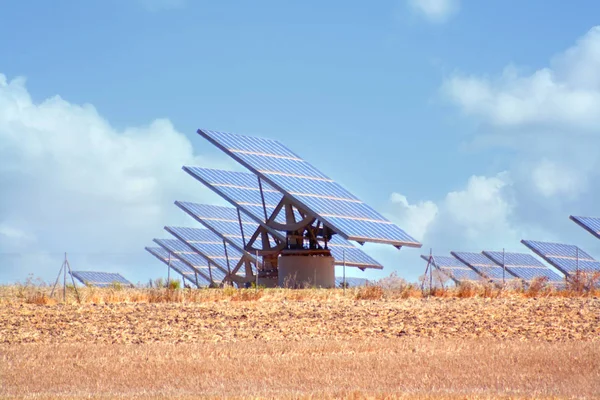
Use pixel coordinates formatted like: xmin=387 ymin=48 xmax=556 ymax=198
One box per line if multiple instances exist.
xmin=2 ymin=0 xmax=600 ymax=284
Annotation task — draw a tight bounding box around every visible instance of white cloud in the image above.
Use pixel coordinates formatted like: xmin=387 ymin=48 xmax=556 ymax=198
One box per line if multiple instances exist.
xmin=531 ymin=159 xmax=588 ymax=198
xmin=0 ymin=74 xmax=222 ymax=284
xmin=407 ymin=0 xmax=460 ymax=23
xmin=443 ymin=26 xmax=600 ymax=130
xmin=388 ymin=193 xmax=438 ymax=241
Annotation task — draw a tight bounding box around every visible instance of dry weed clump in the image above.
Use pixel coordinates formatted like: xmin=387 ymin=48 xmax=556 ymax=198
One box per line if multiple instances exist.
xmin=354 ymin=285 xmax=384 ymax=300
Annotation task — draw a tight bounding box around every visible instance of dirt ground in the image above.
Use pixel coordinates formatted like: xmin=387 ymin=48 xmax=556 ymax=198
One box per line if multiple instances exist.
xmin=1 ymin=294 xmax=599 ymax=398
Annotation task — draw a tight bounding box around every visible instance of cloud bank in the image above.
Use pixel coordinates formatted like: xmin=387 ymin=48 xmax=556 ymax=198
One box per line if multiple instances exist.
xmin=0 ymin=74 xmax=219 ymax=284
xmin=387 ymin=26 xmax=600 ymax=278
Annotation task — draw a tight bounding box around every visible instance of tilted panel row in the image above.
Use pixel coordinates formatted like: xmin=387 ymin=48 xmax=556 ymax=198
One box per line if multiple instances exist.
xmin=482 ymin=251 xmax=564 ymax=282
xmin=521 ymin=240 xmax=600 ymax=276
xmin=70 ymin=271 xmax=132 ymax=287
xmin=145 ymin=247 xmax=211 ymax=287
xmin=182 ymin=167 xmax=383 ymax=269
xmin=198 ymin=129 xmax=421 ymax=247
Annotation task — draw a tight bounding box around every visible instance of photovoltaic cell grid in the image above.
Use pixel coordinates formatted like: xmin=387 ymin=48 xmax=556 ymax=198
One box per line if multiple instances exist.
xmin=164 ymin=227 xmax=247 ymax=276
xmin=420 ymin=255 xmax=481 ymax=283
xmin=570 ymin=215 xmax=600 ymax=240
xmin=482 ymin=251 xmax=564 ymax=283
xmin=175 ymin=202 xmax=266 ymax=251
xmin=451 ymin=252 xmax=519 ymax=282
xmin=335 ymin=277 xmax=370 ymax=287
xmin=145 ymin=247 xmax=210 ymax=287
xmin=70 ymin=271 xmax=133 ymax=288
xmin=521 ymin=240 xmax=600 ymax=276
xmin=182 ymin=167 xmax=383 ymax=269
xmin=197 ymin=129 xmax=421 ymax=247
xmin=153 ymin=238 xmax=228 ymax=283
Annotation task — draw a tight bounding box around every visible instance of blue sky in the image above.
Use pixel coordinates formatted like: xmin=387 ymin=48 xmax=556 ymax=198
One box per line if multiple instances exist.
xmin=2 ymin=0 xmax=600 ymax=284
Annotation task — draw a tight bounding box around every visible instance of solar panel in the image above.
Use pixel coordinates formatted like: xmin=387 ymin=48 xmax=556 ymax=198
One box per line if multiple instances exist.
xmin=450 ymin=252 xmax=519 ymax=283
xmin=420 ymin=255 xmax=481 ymax=283
xmin=570 ymin=215 xmax=600 ymax=240
xmin=182 ymin=167 xmax=383 ymax=269
xmin=197 ymin=129 xmax=421 ymax=248
xmin=482 ymin=251 xmax=564 ymax=283
xmin=335 ymin=277 xmax=370 ymax=287
xmin=153 ymin=238 xmax=229 ymax=283
xmin=69 ymin=271 xmax=133 ymax=288
xmin=175 ymin=202 xmax=265 ymax=251
xmin=521 ymin=240 xmax=600 ymax=276
xmin=145 ymin=246 xmax=210 ymax=287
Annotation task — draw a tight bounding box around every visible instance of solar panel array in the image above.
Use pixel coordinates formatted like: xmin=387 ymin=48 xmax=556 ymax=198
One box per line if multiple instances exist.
xmin=420 ymin=255 xmax=481 ymax=283
xmin=482 ymin=251 xmax=564 ymax=283
xmin=570 ymin=215 xmax=600 ymax=240
xmin=164 ymin=227 xmax=243 ymax=274
xmin=145 ymin=246 xmax=211 ymax=287
xmin=335 ymin=277 xmax=370 ymax=287
xmin=521 ymin=240 xmax=600 ymax=276
xmin=70 ymin=271 xmax=133 ymax=288
xmin=197 ymin=129 xmax=421 ymax=247
xmin=154 ymin=238 xmax=228 ymax=283
xmin=183 ymin=167 xmax=383 ymax=269
xmin=451 ymin=252 xmax=518 ymax=282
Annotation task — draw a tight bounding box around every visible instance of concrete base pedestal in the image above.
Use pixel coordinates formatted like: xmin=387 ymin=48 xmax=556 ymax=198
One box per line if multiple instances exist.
xmin=278 ymin=255 xmax=335 ymax=288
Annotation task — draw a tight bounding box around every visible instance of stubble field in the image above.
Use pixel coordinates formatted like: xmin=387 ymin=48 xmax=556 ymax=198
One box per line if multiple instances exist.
xmin=1 ymin=287 xmax=599 ymax=399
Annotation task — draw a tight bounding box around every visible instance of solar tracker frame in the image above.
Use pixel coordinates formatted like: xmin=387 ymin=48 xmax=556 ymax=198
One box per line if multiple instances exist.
xmin=482 ymin=250 xmax=564 ymax=283
xmin=450 ymin=251 xmax=520 ymax=283
xmin=153 ymin=237 xmax=229 ymax=284
xmin=145 ymin=246 xmax=210 ymax=287
xmin=196 ymin=129 xmax=421 ymax=248
xmin=174 ymin=202 xmax=262 ymax=259
xmin=420 ymin=254 xmax=481 ymax=284
xmin=70 ymin=271 xmax=133 ymax=288
xmin=570 ymin=215 xmax=600 ymax=240
xmin=182 ymin=167 xmax=383 ymax=269
xmin=521 ymin=240 xmax=600 ymax=276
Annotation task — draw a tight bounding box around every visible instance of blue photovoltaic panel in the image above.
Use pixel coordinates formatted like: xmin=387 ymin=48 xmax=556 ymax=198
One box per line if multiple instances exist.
xmin=153 ymin=238 xmax=228 ymax=283
xmin=183 ymin=167 xmax=290 ymax=228
xmin=451 ymin=252 xmax=519 ymax=282
xmin=482 ymin=251 xmax=564 ymax=283
xmin=175 ymin=202 xmax=262 ymax=251
xmin=163 ymin=227 xmax=244 ymax=275
xmin=197 ymin=129 xmax=421 ymax=247
xmin=182 ymin=167 xmax=383 ymax=269
xmin=420 ymin=255 xmax=481 ymax=283
xmin=335 ymin=277 xmax=370 ymax=287
xmin=570 ymin=215 xmax=600 ymax=240
xmin=145 ymin=247 xmax=210 ymax=287
xmin=521 ymin=240 xmax=600 ymax=276
xmin=70 ymin=271 xmax=132 ymax=287
xmin=326 ymin=235 xmax=382 ymax=269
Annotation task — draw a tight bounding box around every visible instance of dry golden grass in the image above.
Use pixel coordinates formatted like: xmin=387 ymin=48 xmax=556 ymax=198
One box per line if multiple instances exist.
xmin=1 ymin=339 xmax=598 ymax=399
xmin=1 ymin=285 xmax=599 ymax=398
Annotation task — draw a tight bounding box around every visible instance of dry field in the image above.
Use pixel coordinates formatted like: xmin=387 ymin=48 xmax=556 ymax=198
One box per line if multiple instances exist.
xmin=1 ymin=286 xmax=599 ymax=399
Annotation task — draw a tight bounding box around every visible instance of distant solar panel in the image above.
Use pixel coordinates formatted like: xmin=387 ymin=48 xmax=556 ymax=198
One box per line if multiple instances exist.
xmin=450 ymin=252 xmax=518 ymax=283
xmin=153 ymin=238 xmax=229 ymax=283
xmin=335 ymin=277 xmax=370 ymax=287
xmin=482 ymin=251 xmax=564 ymax=283
xmin=420 ymin=255 xmax=481 ymax=283
xmin=182 ymin=167 xmax=383 ymax=269
xmin=197 ymin=129 xmax=421 ymax=248
xmin=70 ymin=271 xmax=133 ymax=288
xmin=145 ymin=246 xmax=210 ymax=287
xmin=521 ymin=240 xmax=600 ymax=276
xmin=570 ymin=215 xmax=600 ymax=240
